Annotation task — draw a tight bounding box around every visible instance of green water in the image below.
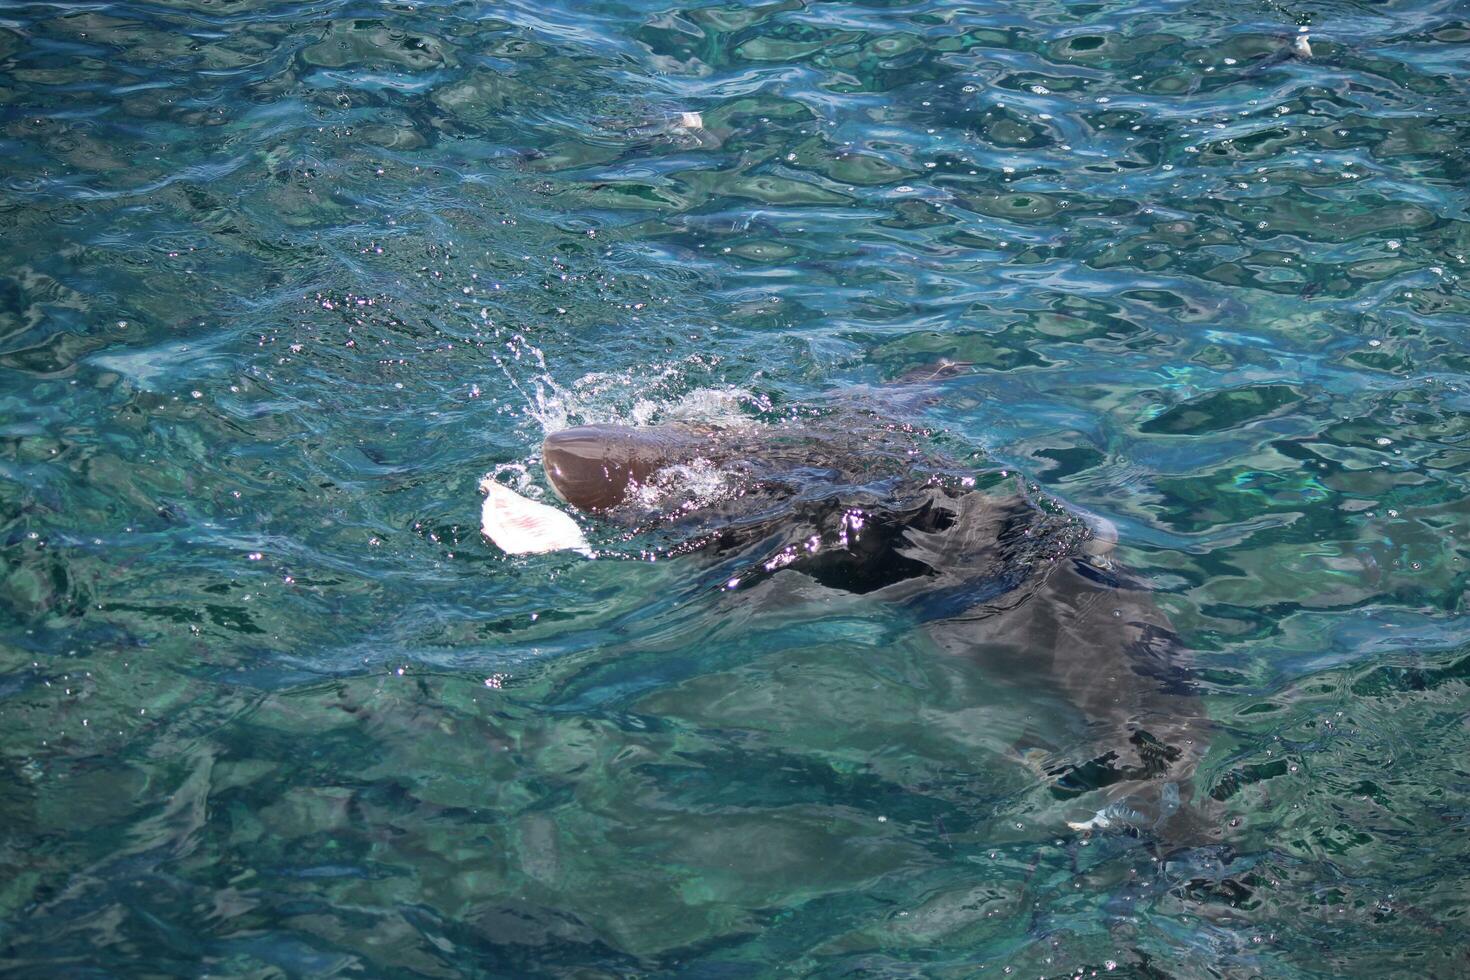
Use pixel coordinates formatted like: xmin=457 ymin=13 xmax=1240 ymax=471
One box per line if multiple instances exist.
xmin=1 ymin=0 xmax=1468 ymax=975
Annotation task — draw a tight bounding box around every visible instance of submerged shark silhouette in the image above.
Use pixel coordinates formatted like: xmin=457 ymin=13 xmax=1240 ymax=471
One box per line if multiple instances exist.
xmin=495 ymin=415 xmax=1214 ymax=839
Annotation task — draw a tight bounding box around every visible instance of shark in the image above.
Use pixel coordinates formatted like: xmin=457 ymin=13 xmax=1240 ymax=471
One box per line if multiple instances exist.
xmin=483 ymin=410 xmax=1215 ymax=840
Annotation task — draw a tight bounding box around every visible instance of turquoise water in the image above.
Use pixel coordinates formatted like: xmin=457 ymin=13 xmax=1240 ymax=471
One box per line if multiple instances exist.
xmin=2 ymin=0 xmax=1469 ymax=974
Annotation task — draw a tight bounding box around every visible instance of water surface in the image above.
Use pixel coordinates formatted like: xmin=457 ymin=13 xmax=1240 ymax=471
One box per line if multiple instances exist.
xmin=2 ymin=0 xmax=1468 ymax=975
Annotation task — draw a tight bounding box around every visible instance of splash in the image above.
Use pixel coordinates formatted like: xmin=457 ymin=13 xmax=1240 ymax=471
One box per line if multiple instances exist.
xmin=626 ymin=457 xmax=742 ymax=515
xmin=525 ymin=369 xmax=756 ymax=436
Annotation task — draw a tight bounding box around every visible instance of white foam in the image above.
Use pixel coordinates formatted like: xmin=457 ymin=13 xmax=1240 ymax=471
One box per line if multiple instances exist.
xmin=527 ymin=377 xmax=755 ymax=436
xmin=628 ymin=458 xmax=739 ymax=513
xmin=658 ymin=386 xmax=756 ymax=428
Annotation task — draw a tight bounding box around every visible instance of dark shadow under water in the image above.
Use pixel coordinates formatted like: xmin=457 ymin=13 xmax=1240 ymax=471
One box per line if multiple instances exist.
xmin=541 ymin=416 xmax=1218 ymax=845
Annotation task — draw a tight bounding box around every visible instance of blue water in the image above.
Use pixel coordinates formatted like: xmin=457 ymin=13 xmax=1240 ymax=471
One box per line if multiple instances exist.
xmin=2 ymin=0 xmax=1468 ymax=975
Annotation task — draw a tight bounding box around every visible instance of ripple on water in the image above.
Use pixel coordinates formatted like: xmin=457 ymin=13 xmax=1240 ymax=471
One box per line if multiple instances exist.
xmin=0 ymin=0 xmax=1468 ymax=975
